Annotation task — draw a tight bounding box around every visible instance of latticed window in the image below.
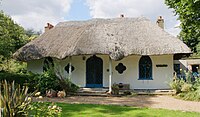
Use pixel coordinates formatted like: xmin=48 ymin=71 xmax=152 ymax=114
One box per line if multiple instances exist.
xmin=139 ymin=56 xmax=152 ymax=80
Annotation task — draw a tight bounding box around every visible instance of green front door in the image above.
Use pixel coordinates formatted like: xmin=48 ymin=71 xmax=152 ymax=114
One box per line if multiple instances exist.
xmin=86 ymin=55 xmax=103 ymax=88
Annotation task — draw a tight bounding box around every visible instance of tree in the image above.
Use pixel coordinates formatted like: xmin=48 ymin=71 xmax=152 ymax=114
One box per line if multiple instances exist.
xmin=0 ymin=11 xmax=27 ymax=59
xmin=25 ymin=28 xmax=41 ymax=41
xmin=0 ymin=11 xmax=28 ymax=71
xmin=165 ymin=0 xmax=200 ymax=53
xmin=197 ymin=42 xmax=200 ymax=53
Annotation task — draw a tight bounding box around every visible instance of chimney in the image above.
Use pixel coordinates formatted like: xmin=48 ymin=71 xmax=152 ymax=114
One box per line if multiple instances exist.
xmin=120 ymin=14 xmax=124 ymax=18
xmin=45 ymin=23 xmax=54 ymax=32
xmin=156 ymin=16 xmax=164 ymax=29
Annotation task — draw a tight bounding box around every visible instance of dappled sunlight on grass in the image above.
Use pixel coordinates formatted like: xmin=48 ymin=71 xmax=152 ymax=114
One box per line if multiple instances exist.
xmin=57 ymin=103 xmax=199 ymax=117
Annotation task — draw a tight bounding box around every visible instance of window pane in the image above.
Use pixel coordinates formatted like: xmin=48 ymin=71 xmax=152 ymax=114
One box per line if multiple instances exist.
xmin=139 ymin=56 xmax=152 ymax=80
xmin=174 ymin=64 xmax=180 ymax=75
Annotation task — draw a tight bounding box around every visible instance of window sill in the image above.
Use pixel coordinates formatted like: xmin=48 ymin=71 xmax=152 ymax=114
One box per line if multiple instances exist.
xmin=138 ymin=78 xmax=153 ymax=80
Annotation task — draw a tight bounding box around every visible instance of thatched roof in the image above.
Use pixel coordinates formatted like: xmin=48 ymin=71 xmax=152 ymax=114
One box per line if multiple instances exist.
xmin=14 ymin=17 xmax=191 ymax=61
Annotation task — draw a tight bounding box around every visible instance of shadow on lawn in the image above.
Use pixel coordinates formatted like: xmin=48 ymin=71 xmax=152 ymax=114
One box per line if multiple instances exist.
xmin=44 ymin=95 xmax=159 ymax=116
xmin=57 ymin=103 xmax=152 ymax=116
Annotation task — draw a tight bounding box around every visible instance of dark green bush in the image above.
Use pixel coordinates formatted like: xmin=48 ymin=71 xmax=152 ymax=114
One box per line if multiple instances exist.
xmin=0 ymin=71 xmax=62 ymax=94
xmin=0 ymin=71 xmax=29 ymax=85
xmin=53 ymin=70 xmax=79 ymax=95
xmin=26 ymin=69 xmax=79 ymax=95
xmin=27 ymin=70 xmax=62 ymax=94
xmin=64 ymin=78 xmax=79 ymax=93
xmin=0 ymin=69 xmax=79 ymax=95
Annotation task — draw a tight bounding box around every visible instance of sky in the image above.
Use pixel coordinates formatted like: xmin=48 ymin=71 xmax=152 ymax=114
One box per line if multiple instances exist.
xmin=0 ymin=0 xmax=180 ymax=36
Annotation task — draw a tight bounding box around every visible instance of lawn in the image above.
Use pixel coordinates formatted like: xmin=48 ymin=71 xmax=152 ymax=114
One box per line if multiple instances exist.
xmin=57 ymin=103 xmax=200 ymax=117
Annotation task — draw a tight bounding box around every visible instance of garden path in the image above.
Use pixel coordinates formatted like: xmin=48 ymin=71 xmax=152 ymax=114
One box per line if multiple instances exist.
xmin=42 ymin=95 xmax=200 ymax=113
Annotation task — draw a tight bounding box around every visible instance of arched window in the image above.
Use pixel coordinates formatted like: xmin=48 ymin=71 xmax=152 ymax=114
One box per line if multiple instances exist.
xmin=139 ymin=56 xmax=152 ymax=80
xmin=43 ymin=57 xmax=54 ymax=72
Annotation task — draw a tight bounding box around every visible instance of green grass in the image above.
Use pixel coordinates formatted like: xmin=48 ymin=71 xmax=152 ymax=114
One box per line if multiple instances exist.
xmin=57 ymin=103 xmax=200 ymax=117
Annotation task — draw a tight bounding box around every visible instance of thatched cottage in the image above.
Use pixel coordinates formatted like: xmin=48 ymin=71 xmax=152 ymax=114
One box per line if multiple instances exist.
xmin=14 ymin=16 xmax=191 ymax=92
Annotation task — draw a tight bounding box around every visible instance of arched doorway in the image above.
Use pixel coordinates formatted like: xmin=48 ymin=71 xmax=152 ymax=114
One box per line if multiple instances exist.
xmin=86 ymin=55 xmax=103 ymax=88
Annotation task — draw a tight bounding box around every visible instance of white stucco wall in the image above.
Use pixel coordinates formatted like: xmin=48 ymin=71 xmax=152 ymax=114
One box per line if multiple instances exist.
xmin=112 ymin=55 xmax=173 ymax=89
xmin=150 ymin=55 xmax=173 ymax=89
xmin=50 ymin=55 xmax=110 ymax=87
xmin=28 ymin=55 xmax=173 ymax=89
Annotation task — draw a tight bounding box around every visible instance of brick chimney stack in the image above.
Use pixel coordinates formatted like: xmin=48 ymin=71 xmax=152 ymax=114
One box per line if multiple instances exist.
xmin=45 ymin=23 xmax=54 ymax=32
xmin=120 ymin=14 xmax=124 ymax=18
xmin=156 ymin=16 xmax=164 ymax=29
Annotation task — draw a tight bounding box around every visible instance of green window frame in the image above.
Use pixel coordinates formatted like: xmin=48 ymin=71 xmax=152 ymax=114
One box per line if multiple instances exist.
xmin=139 ymin=56 xmax=153 ymax=80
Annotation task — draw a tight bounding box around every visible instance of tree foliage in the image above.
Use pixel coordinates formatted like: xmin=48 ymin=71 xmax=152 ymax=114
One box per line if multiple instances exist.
xmin=0 ymin=11 xmax=27 ymax=59
xmin=196 ymin=42 xmax=200 ymax=54
xmin=0 ymin=11 xmax=41 ymax=71
xmin=165 ymin=0 xmax=200 ymax=53
xmin=25 ymin=28 xmax=41 ymax=41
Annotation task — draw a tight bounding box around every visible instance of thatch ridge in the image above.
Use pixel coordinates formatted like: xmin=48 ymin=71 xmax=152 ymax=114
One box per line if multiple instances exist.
xmin=14 ymin=17 xmax=191 ymax=61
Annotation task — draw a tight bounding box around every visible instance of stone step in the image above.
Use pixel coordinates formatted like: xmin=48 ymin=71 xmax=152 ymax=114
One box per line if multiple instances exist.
xmin=72 ymin=92 xmax=109 ymax=97
xmin=133 ymin=89 xmax=175 ymax=95
xmin=74 ymin=88 xmax=175 ymax=96
xmin=78 ymin=88 xmax=109 ymax=93
xmin=73 ymin=88 xmax=109 ymax=97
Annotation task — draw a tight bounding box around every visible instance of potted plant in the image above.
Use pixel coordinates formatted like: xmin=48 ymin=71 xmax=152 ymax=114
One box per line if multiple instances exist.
xmin=111 ymin=83 xmax=119 ymax=95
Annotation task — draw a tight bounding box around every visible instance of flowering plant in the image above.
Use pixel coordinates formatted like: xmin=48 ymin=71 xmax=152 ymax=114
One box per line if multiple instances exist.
xmin=29 ymin=92 xmax=62 ymax=117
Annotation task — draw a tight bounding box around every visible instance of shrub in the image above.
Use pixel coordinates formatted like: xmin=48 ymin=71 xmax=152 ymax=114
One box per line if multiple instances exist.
xmin=0 ymin=68 xmax=79 ymax=95
xmin=0 ymin=71 xmax=29 ymax=85
xmin=196 ymin=42 xmax=200 ymax=55
xmin=111 ymin=83 xmax=119 ymax=95
xmin=179 ymin=86 xmax=200 ymax=101
xmin=1 ymin=80 xmax=31 ymax=117
xmin=181 ymin=83 xmax=192 ymax=92
xmin=185 ymin=70 xmax=192 ymax=83
xmin=0 ymin=59 xmax=27 ymax=73
xmin=169 ymin=78 xmax=184 ymax=94
xmin=170 ymin=71 xmax=200 ymax=101
xmin=123 ymin=91 xmax=132 ymax=95
xmin=26 ymin=70 xmax=62 ymax=94
xmin=64 ymin=79 xmax=79 ymax=93
xmin=54 ymin=70 xmax=79 ymax=95
xmin=29 ymin=102 xmax=62 ymax=117
xmin=27 ymin=69 xmax=79 ymax=95
xmin=193 ymin=78 xmax=200 ymax=90
xmin=29 ymin=93 xmax=62 ymax=117
xmin=0 ymin=71 xmax=41 ymax=93
xmin=0 ymin=80 xmax=62 ymax=117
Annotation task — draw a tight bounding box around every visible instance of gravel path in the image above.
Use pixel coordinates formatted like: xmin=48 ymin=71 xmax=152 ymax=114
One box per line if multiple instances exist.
xmin=42 ymin=95 xmax=200 ymax=113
